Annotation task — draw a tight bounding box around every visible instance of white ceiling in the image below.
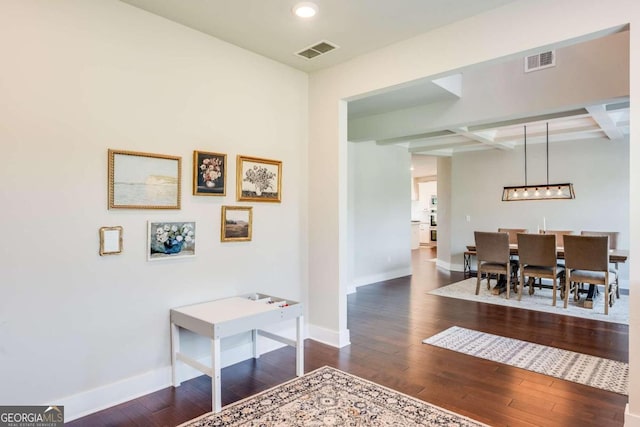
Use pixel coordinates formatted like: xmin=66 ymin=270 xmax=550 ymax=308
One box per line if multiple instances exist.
xmin=118 ymin=0 xmax=516 ymax=73
xmin=119 ymin=0 xmax=629 ymax=158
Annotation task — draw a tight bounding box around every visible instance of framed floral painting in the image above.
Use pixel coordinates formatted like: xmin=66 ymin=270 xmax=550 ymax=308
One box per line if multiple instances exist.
xmin=221 ymin=206 xmax=252 ymax=242
xmin=108 ymin=149 xmax=181 ymax=209
xmin=147 ymin=221 xmax=196 ymax=261
xmin=193 ymin=151 xmax=226 ymax=196
xmin=236 ymin=155 xmax=282 ymax=202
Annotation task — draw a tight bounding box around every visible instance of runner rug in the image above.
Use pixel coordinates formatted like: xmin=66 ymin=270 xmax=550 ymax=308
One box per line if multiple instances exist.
xmin=422 ymin=326 xmax=628 ymax=395
xmin=428 ymin=278 xmax=628 ymax=325
xmin=179 ymin=366 xmax=488 ymax=426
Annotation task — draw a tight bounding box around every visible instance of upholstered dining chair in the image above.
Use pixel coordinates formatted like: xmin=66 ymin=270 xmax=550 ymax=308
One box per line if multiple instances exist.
xmin=540 ymin=229 xmax=573 ymax=247
xmin=563 ymin=235 xmax=616 ymax=315
xmin=581 ymin=231 xmax=620 ymax=299
xmin=498 ymin=228 xmax=528 ymax=245
xmin=517 ymin=233 xmax=564 ymax=306
xmin=474 ymin=231 xmax=512 ymax=299
xmin=498 ymin=228 xmax=527 ymax=279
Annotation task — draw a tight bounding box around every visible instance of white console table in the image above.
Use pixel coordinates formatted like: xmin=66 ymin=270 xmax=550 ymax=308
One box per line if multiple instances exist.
xmin=170 ymin=293 xmax=304 ymax=412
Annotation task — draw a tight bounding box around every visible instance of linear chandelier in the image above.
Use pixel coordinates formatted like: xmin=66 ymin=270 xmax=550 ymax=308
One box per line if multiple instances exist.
xmin=502 ymin=123 xmax=575 ymax=201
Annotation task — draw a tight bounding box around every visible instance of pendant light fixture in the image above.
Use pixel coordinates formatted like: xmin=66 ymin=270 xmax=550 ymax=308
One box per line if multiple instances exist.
xmin=502 ymin=123 xmax=575 ymax=201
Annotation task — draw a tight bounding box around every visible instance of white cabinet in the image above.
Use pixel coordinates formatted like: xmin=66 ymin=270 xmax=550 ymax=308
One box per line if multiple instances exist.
xmin=419 ymin=223 xmax=430 ymax=243
xmin=411 ymin=222 xmax=420 ymax=249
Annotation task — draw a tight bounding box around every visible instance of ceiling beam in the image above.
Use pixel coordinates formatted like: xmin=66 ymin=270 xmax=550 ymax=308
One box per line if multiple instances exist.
xmin=586 ymin=104 xmax=624 ymax=140
xmin=449 ymin=127 xmax=515 ymax=150
xmin=408 ymin=140 xmax=478 ymax=153
xmin=466 ymin=109 xmax=589 ymax=132
xmin=376 ymin=130 xmax=454 ymax=145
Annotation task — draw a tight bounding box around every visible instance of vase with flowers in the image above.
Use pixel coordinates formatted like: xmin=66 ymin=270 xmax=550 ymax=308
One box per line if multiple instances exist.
xmin=243 ymin=165 xmax=275 ymax=196
xmin=199 ymin=157 xmax=223 ymax=188
xmin=151 ymin=223 xmax=195 ymax=254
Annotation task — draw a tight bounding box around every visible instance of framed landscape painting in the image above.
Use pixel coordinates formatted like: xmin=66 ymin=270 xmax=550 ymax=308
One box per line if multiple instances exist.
xmin=221 ymin=206 xmax=252 ymax=242
xmin=147 ymin=221 xmax=196 ymax=261
xmin=236 ymin=155 xmax=282 ymax=202
xmin=193 ymin=150 xmax=226 ymax=196
xmin=108 ymin=149 xmax=181 ymax=209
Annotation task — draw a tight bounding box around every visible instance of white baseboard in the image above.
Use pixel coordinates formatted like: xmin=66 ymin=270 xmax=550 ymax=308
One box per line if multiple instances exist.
xmin=307 ymin=323 xmax=350 ymax=348
xmin=60 ymin=329 xmax=296 ymax=422
xmin=626 ymin=404 xmax=640 ymax=427
xmin=350 ymin=267 xmax=412 ymax=289
xmin=59 ymin=366 xmax=173 ymax=422
xmin=437 ymin=259 xmax=464 ymax=272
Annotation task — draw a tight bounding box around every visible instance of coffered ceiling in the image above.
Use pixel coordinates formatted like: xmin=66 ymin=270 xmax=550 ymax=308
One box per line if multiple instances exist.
xmin=388 ymin=102 xmax=630 ymax=157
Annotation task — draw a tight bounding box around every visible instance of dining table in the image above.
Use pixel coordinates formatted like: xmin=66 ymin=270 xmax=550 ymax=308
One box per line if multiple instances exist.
xmin=463 ymin=244 xmax=628 ymax=308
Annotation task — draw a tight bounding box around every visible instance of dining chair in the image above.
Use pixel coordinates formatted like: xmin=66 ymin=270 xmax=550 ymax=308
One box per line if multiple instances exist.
xmin=563 ymin=235 xmax=616 ymax=314
xmin=516 ymin=233 xmax=564 ymax=306
xmin=581 ymin=231 xmax=620 ymax=299
xmin=498 ymin=228 xmax=528 ymax=245
xmin=540 ymin=229 xmax=573 ymax=247
xmin=474 ymin=231 xmax=512 ymax=299
xmin=497 ymin=228 xmax=527 ymax=277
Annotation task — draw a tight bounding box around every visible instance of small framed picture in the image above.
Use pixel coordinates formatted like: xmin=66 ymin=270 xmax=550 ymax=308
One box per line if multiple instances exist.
xmin=236 ymin=155 xmax=282 ymax=202
xmin=108 ymin=149 xmax=181 ymax=209
xmin=147 ymin=221 xmax=196 ymax=261
xmin=221 ymin=206 xmax=252 ymax=242
xmin=193 ymin=151 xmax=226 ymax=196
xmin=99 ymin=226 xmax=123 ymax=255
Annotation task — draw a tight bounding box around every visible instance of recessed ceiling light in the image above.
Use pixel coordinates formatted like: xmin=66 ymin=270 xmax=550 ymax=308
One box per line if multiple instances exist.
xmin=292 ymin=2 xmax=318 ymax=18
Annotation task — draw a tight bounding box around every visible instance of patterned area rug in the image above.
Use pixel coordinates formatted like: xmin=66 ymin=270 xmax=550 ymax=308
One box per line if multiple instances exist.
xmin=423 ymin=326 xmax=628 ymax=395
xmin=428 ymin=278 xmax=628 ymax=325
xmin=179 ymin=366 xmax=488 ymax=426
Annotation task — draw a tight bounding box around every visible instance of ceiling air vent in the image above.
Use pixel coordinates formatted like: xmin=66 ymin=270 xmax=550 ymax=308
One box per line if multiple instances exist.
xmin=296 ymin=40 xmax=339 ymax=60
xmin=524 ymin=50 xmax=556 ymax=73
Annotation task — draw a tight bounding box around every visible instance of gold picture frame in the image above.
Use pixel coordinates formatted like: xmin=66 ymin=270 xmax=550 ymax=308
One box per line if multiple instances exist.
xmin=193 ymin=150 xmax=227 ymax=196
xmin=221 ymin=206 xmax=253 ymax=242
xmin=108 ymin=149 xmax=181 ymax=209
xmin=99 ymin=226 xmax=123 ymax=255
xmin=236 ymin=155 xmax=282 ymax=202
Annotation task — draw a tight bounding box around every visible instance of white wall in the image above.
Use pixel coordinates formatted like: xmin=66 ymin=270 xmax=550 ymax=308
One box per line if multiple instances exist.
xmin=348 ymin=141 xmax=412 ymax=290
xmin=0 ymin=0 xmax=308 ymax=420
xmin=436 ymin=157 xmax=453 ymax=270
xmin=450 ymin=137 xmax=630 ymax=284
xmin=307 ymin=0 xmax=640 ymax=423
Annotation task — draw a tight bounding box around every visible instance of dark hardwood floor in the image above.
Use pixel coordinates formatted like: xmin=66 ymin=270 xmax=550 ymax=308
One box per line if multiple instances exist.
xmin=69 ymin=247 xmax=628 ymax=426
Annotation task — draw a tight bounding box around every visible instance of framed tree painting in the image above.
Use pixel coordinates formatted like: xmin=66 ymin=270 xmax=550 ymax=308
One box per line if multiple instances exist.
xmin=108 ymin=149 xmax=181 ymax=209
xmin=193 ymin=150 xmax=226 ymax=196
xmin=236 ymin=155 xmax=282 ymax=202
xmin=147 ymin=221 xmax=196 ymax=261
xmin=221 ymin=206 xmax=252 ymax=242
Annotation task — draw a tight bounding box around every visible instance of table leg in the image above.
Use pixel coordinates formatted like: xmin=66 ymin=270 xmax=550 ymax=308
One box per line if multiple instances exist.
xmin=170 ymin=322 xmax=180 ymax=387
xmin=464 ymin=253 xmax=470 ymax=277
xmin=211 ymin=337 xmax=221 ymax=412
xmin=584 ymin=284 xmax=597 ymax=309
xmin=252 ymin=329 xmax=259 ymax=359
xmin=296 ymin=315 xmax=304 ymax=377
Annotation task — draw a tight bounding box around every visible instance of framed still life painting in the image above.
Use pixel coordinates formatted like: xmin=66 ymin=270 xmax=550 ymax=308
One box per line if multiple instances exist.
xmin=236 ymin=155 xmax=282 ymax=203
xmin=193 ymin=150 xmax=226 ymax=196
xmin=147 ymin=221 xmax=196 ymax=261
